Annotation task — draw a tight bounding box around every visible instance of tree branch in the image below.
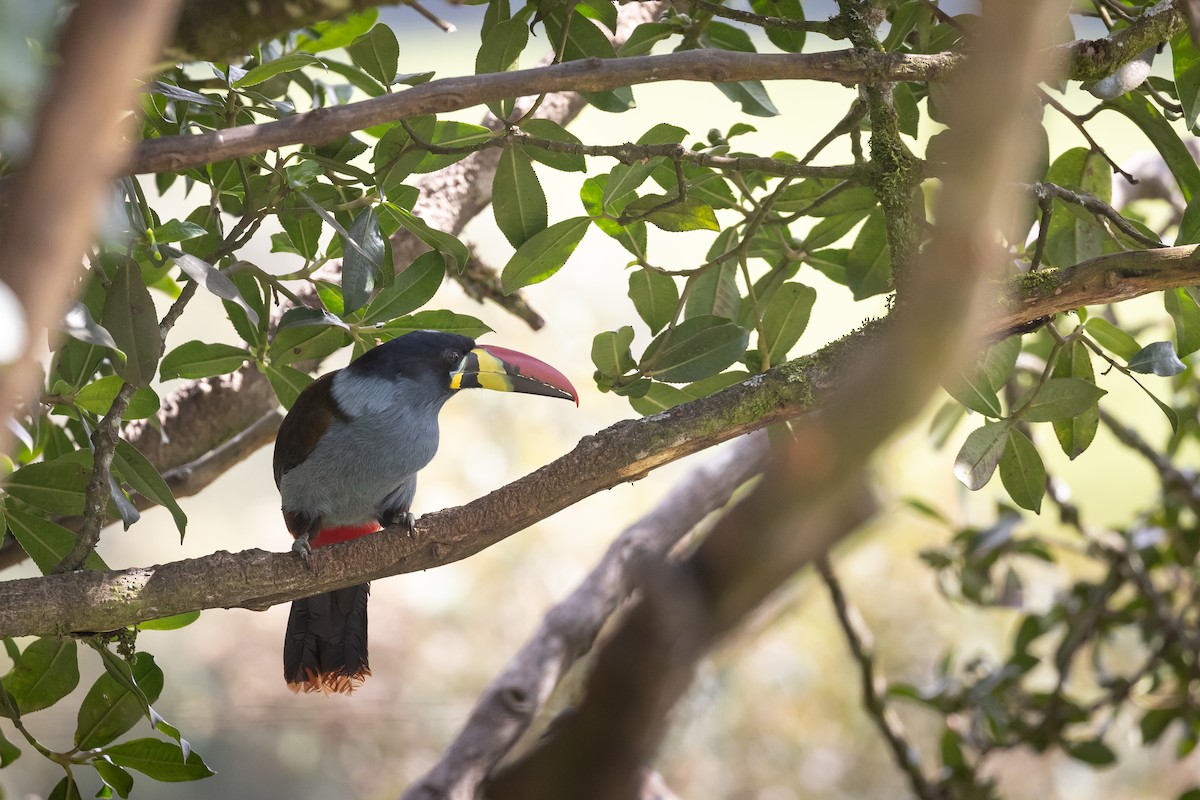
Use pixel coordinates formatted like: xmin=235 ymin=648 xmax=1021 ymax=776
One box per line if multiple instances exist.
xmin=403 ymin=433 xmax=771 ymax=800
xmin=128 ymin=49 xmax=958 ymax=175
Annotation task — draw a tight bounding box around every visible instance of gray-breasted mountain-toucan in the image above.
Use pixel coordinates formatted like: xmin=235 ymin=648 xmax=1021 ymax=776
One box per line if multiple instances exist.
xmin=273 ymin=330 xmax=577 ymax=693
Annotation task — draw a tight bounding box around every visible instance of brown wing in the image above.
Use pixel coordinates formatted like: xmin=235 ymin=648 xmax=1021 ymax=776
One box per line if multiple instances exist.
xmin=273 ymin=371 xmax=342 ymax=488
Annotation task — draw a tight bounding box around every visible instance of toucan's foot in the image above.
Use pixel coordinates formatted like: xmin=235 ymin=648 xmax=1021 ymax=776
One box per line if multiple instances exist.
xmin=292 ymin=534 xmax=313 ymax=569
xmin=381 ymin=510 xmax=416 ymax=537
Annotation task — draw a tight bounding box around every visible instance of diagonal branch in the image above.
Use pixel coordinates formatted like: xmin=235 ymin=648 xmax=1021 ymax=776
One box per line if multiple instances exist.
xmin=403 ymin=433 xmax=771 ymax=800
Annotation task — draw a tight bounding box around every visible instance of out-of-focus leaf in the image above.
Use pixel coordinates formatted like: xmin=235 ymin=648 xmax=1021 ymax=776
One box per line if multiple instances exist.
xmin=138 ymin=611 xmax=201 ymax=631
xmin=61 ymin=303 xmax=120 ymax=353
xmin=1107 ymin=93 xmax=1200 ymax=204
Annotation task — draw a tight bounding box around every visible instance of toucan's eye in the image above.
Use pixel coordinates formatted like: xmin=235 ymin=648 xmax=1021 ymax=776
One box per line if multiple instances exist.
xmin=446 ymin=349 xmax=463 ymax=366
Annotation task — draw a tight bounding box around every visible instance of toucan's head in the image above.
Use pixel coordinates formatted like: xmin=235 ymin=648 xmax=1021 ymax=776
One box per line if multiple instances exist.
xmin=346 ymin=330 xmax=578 ymax=406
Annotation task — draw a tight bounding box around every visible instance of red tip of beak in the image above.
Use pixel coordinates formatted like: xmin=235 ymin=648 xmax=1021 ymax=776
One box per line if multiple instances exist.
xmin=478 ymin=344 xmax=580 ymax=406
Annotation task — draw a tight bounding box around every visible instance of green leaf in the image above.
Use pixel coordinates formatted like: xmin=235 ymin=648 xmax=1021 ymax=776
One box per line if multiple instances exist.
xmin=375 ymin=309 xmax=492 ymax=339
xmin=4 ymin=459 xmax=88 ymax=515
xmin=347 ymin=24 xmax=399 ymax=85
xmin=102 ymin=258 xmax=162 ymax=386
xmin=360 ymin=250 xmax=445 ymax=324
xmin=501 ymin=216 xmax=591 ymax=292
xmin=953 ymin=421 xmax=1008 ymax=491
xmin=137 ymin=611 xmax=201 ymax=631
xmin=5 ymin=509 xmax=107 ymax=574
xmin=623 ymin=195 xmax=719 ymax=232
xmin=628 ymin=382 xmax=695 ymax=415
xmin=74 ymin=377 xmax=160 ymax=420
xmin=265 ymin=364 xmax=314 ymax=410
xmin=278 ymin=208 xmax=322 ymax=259
xmin=1065 ymin=739 xmax=1117 ymax=766
xmin=413 ymin=121 xmax=494 ymax=173
xmin=1107 ymin=93 xmax=1200 ymax=204
xmin=94 ymin=758 xmax=135 ymax=799
xmin=295 ymin=9 xmax=379 ymax=52
xmin=342 ymin=207 xmax=387 ymax=314
xmin=520 ymin=119 xmax=586 ymax=172
xmin=999 ymin=428 xmax=1045 ymax=513
xmin=112 ymin=440 xmax=187 ymax=538
xmin=1017 ymin=377 xmax=1107 ymax=422
xmin=980 ymin=336 xmax=1022 ymax=390
xmin=1044 ymin=148 xmax=1110 ymax=267
xmin=386 ymin=206 xmax=469 ymax=271
xmin=1084 ymin=317 xmax=1141 ymax=360
xmin=232 ymin=54 xmax=323 ymax=88
xmin=75 ymin=653 xmax=164 ymax=750
xmin=3 ymin=638 xmax=78 ymax=714
xmin=749 ymin=0 xmax=805 ymax=52
xmin=603 ymin=161 xmax=660 ymax=206
xmin=1127 ymin=341 xmax=1187 ymax=376
xmin=945 ymin=373 xmax=1004 ymax=418
xmin=641 ymin=315 xmax=749 ymax=383
xmin=846 ymin=209 xmax=892 ymax=299
xmin=759 ymin=282 xmax=816 ymax=366
xmin=592 ymin=326 xmax=636 ymax=376
xmin=617 ymin=21 xmax=674 ymax=56
xmin=0 ymin=727 xmax=19 ymax=766
xmin=62 ymin=302 xmax=120 ymax=353
xmin=1052 ymin=340 xmax=1099 ymax=459
xmin=684 ymin=259 xmax=740 ymax=321
xmin=713 ymin=79 xmax=778 ymax=117
xmin=159 ymin=341 xmax=248 ymax=381
xmin=1173 ymin=31 xmax=1200 ymax=129
xmin=102 ymin=738 xmax=215 ymax=782
xmin=628 ymin=269 xmax=679 ymax=334
xmin=269 ymin=323 xmax=347 ymax=366
xmin=47 ymin=776 xmax=83 ymax=800
xmin=1165 ymin=287 xmax=1200 ymax=357
xmin=170 ymin=254 xmax=260 ymax=329
xmin=494 ymin=146 xmax=548 ymax=248
xmin=477 ymin=15 xmax=529 ymax=78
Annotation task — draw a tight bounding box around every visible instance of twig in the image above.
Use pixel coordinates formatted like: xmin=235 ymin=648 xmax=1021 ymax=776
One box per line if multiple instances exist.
xmin=685 ymin=0 xmax=842 ymax=35
xmin=1026 ymin=181 xmax=1164 ymax=249
xmin=817 ymin=557 xmax=941 ymax=800
xmin=1036 ymin=87 xmax=1136 ymax=184
xmin=1099 ymin=406 xmax=1200 ymax=514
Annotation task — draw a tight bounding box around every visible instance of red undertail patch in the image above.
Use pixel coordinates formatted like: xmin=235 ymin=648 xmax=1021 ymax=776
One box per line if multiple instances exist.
xmin=311 ymin=522 xmax=382 ymax=548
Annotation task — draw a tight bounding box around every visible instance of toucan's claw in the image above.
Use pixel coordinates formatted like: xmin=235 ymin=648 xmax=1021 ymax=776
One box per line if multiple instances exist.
xmin=381 ymin=510 xmax=416 ymax=537
xmin=292 ymin=533 xmax=313 ymax=569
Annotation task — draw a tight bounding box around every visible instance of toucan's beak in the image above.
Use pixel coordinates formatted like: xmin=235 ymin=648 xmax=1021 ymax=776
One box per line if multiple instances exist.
xmin=450 ymin=344 xmax=579 ymax=405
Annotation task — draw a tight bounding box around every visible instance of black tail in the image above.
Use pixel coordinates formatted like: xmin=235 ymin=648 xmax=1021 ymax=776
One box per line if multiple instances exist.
xmin=283 ymin=583 xmax=370 ymax=694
